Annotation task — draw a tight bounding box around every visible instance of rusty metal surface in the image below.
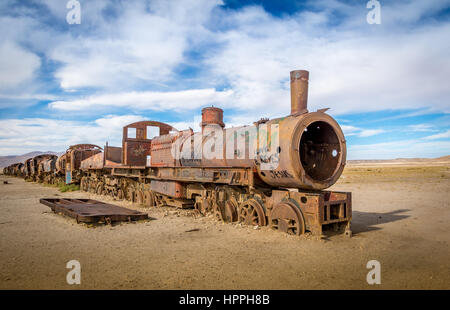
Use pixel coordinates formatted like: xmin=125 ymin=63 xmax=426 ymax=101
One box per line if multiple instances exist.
xmin=80 ymin=151 xmax=104 ymax=170
xmin=290 ymin=70 xmax=309 ymax=115
xmin=172 ymin=71 xmax=346 ymax=190
xmin=270 ymin=201 xmax=305 ymax=235
xmin=151 ymin=131 xmax=185 ymax=167
xmin=238 ymin=199 xmax=267 ymax=226
xmin=150 ymin=180 xmax=185 ymax=198
xmin=105 ymin=145 xmax=122 ymax=164
xmin=175 ymin=111 xmax=346 ymax=190
xmin=41 ymin=157 xmax=56 ymax=173
xmin=68 ymin=144 xmax=102 ymax=151
xmin=29 ymin=154 xmax=57 ymax=179
xmin=67 ymin=144 xmax=102 ymax=170
xmin=201 ymin=107 xmax=225 ymax=129
xmin=24 ymin=158 xmax=33 ymax=177
xmin=55 ymin=153 xmax=66 ymax=174
xmin=147 ymin=166 xmax=252 ymax=186
xmin=39 ymin=198 xmax=148 ymax=224
xmin=122 ymin=121 xmax=177 ymax=166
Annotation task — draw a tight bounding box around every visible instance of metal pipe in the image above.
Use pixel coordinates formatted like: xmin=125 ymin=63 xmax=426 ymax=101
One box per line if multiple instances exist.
xmin=290 ymin=70 xmax=309 ymax=115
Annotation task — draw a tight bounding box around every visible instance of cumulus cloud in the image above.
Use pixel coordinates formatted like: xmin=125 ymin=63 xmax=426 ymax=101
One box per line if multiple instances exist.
xmin=49 ymin=88 xmax=233 ymax=111
xmin=1 ymin=0 xmax=449 ymax=159
xmin=2 ymin=0 xmax=450 ymax=116
xmin=48 ymin=0 xmax=221 ymax=90
xmin=204 ymin=0 xmax=450 ymax=115
xmin=0 ymin=115 xmax=144 ymax=155
xmin=0 ymin=41 xmax=40 ymax=92
xmin=0 ymin=113 xmax=219 ymax=155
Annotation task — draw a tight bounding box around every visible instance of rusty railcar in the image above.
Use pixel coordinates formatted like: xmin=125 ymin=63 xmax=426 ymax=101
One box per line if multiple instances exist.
xmin=62 ymin=144 xmax=102 ymax=184
xmin=79 ymin=70 xmax=352 ymax=237
xmin=3 ymin=165 xmax=12 ymax=175
xmin=4 ymin=163 xmax=24 ymax=176
xmin=14 ymin=163 xmax=24 ymax=177
xmin=39 ymin=156 xmax=58 ymax=183
xmin=24 ymin=158 xmax=33 ymax=179
xmin=28 ymin=154 xmax=57 ymax=182
xmin=53 ymin=153 xmax=67 ymax=184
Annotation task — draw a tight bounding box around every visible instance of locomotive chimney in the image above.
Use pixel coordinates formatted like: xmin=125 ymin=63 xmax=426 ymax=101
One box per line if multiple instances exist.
xmin=201 ymin=106 xmax=225 ymax=132
xmin=290 ymin=70 xmax=309 ymax=115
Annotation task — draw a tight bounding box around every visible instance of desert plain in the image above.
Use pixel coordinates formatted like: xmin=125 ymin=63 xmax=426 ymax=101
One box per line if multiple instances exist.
xmin=0 ymin=158 xmax=449 ymax=289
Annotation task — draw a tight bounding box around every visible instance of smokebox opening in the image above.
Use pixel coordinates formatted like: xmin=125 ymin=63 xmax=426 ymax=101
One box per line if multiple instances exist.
xmin=299 ymin=121 xmax=341 ymax=182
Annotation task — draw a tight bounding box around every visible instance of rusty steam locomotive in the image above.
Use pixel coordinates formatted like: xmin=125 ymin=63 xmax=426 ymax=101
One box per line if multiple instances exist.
xmin=4 ymin=70 xmax=352 ymax=237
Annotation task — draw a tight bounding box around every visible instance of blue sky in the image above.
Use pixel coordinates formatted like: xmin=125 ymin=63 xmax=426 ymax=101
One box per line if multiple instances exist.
xmin=0 ymin=0 xmax=449 ymax=159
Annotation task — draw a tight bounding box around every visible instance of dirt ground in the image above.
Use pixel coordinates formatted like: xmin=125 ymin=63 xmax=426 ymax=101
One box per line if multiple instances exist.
xmin=0 ymin=163 xmax=449 ymax=289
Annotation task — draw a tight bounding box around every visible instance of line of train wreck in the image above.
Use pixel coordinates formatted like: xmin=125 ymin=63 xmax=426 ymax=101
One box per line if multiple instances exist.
xmin=3 ymin=70 xmax=352 ymax=237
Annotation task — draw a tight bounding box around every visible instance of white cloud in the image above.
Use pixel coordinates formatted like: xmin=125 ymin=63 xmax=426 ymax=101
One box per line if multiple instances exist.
xmin=203 ymin=1 xmax=450 ymax=115
xmin=407 ymin=124 xmax=437 ymax=132
xmin=49 ymin=0 xmax=221 ymax=90
xmin=341 ymin=125 xmax=360 ymax=136
xmin=2 ymin=0 xmax=450 ymax=116
xmin=0 ymin=115 xmax=144 ymax=155
xmin=0 ymin=41 xmax=40 ymax=91
xmin=0 ymin=93 xmax=57 ymax=100
xmin=424 ymin=129 xmax=450 ymax=140
xmin=1 ymin=0 xmax=450 ymax=160
xmin=49 ymin=88 xmax=233 ymax=111
xmin=358 ymin=129 xmax=386 ymax=137
xmin=0 ymin=114 xmax=211 ymax=156
xmin=340 ymin=125 xmax=385 ymax=137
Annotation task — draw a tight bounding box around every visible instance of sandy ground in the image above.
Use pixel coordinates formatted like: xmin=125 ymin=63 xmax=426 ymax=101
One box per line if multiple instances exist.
xmin=0 ymin=163 xmax=449 ymax=290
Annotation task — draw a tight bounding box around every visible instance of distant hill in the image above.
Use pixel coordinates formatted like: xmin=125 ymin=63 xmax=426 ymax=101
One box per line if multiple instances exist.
xmin=348 ymin=155 xmax=450 ymax=166
xmin=435 ymin=155 xmax=450 ymax=161
xmin=0 ymin=151 xmax=63 ymax=168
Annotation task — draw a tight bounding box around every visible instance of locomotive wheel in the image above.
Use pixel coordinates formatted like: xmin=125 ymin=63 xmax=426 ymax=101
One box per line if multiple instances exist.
xmin=238 ymin=199 xmax=267 ymax=226
xmin=96 ymin=182 xmax=104 ymax=195
xmin=213 ymin=202 xmax=224 ymax=221
xmin=269 ymin=201 xmax=305 ymax=235
xmin=91 ymin=181 xmax=98 ymax=193
xmin=116 ymin=188 xmax=124 ymax=200
xmin=155 ymin=194 xmax=166 ymax=207
xmin=193 ymin=201 xmax=202 ymax=215
xmin=136 ymin=190 xmax=144 ymax=205
xmin=89 ymin=180 xmax=97 ymax=193
xmin=126 ymin=187 xmax=135 ymax=202
xmin=194 ymin=198 xmax=211 ymax=216
xmin=144 ymin=190 xmax=156 ymax=207
xmin=223 ymin=200 xmax=238 ymax=223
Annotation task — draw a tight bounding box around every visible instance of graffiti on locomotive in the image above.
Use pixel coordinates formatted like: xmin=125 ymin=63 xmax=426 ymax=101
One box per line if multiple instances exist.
xmin=171 ymin=123 xmax=280 ymax=170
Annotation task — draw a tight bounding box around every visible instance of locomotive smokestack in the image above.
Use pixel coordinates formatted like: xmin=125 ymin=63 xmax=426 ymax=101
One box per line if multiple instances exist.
xmin=290 ymin=70 xmax=309 ymax=115
xmin=201 ymin=107 xmax=225 ymax=132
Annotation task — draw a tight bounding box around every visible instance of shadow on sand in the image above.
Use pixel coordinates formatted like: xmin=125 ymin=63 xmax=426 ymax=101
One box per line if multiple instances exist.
xmin=351 ymin=209 xmax=411 ymax=235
